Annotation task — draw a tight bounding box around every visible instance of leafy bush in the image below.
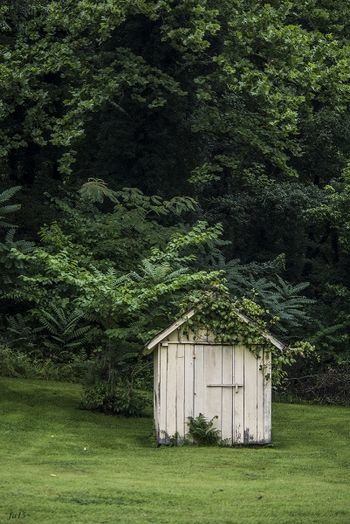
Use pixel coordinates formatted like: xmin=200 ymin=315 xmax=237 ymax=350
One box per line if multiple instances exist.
xmin=80 ymin=383 xmax=148 ymax=417
xmin=0 ymin=345 xmax=34 ymax=378
xmin=187 ymin=413 xmax=220 ymax=445
xmin=0 ymin=345 xmax=88 ymax=382
xmin=10 ymin=201 xmax=223 ymax=392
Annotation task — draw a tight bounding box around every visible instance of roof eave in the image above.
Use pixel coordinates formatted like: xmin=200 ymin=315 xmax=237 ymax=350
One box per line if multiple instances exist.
xmin=143 ymin=309 xmax=196 ymax=354
xmin=143 ymin=308 xmax=286 ymax=354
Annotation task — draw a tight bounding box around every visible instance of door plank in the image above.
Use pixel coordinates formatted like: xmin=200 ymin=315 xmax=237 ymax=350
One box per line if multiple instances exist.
xmin=176 ymin=343 xmax=185 ymax=440
xmin=244 ymin=348 xmax=258 ymax=443
xmin=184 ymin=343 xmax=194 ymax=433
xmin=256 ymin=349 xmax=265 ymax=443
xmin=233 ymin=345 xmax=244 ymax=443
xmin=166 ymin=343 xmax=177 ymax=438
xmin=153 ymin=349 xmax=160 ymax=439
xmin=204 ymin=345 xmax=222 ymax=433
xmin=159 ymin=344 xmax=168 ymax=441
xmin=263 ymin=349 xmax=272 ymax=443
xmin=221 ymin=345 xmax=233 ymax=443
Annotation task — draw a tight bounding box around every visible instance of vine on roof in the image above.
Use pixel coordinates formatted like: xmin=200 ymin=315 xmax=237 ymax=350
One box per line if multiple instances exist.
xmin=181 ymin=289 xmax=315 ymax=387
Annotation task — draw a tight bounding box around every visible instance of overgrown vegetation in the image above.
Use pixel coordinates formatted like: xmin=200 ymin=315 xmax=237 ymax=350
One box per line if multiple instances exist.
xmin=0 ymin=345 xmax=87 ymax=382
xmin=80 ymin=383 xmax=148 ymax=417
xmin=1 ymin=1 xmax=350 ymax=404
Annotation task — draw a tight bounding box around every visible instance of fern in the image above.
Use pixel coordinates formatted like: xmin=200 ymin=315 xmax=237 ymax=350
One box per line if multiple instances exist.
xmin=187 ymin=414 xmax=220 ymax=445
xmin=3 ymin=314 xmax=42 ymax=349
xmin=134 ymin=260 xmax=189 ymax=284
xmin=79 ymin=181 xmax=196 ymax=217
xmin=0 ymin=186 xmax=21 ymax=228
xmin=79 ymin=178 xmax=118 ymax=203
xmin=33 ymin=305 xmax=93 ymax=361
xmin=221 ymin=258 xmax=314 ymax=335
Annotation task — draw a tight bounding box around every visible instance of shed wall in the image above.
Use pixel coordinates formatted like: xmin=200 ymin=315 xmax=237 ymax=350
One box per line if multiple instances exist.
xmin=154 ymin=332 xmax=271 ymax=445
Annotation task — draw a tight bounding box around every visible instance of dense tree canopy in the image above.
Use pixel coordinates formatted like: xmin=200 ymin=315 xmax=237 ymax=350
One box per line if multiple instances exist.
xmin=1 ymin=0 xmax=350 ymax=402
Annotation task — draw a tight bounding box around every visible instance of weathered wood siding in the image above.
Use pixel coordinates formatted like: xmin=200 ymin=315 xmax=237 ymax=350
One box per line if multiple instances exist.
xmin=154 ymin=329 xmax=272 ymax=445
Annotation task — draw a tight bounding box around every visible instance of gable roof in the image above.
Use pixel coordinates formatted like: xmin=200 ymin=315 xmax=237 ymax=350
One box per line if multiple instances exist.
xmin=144 ymin=308 xmax=286 ymax=354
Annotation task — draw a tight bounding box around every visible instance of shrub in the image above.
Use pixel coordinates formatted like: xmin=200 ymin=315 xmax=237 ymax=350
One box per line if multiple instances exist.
xmin=187 ymin=413 xmax=220 ymax=445
xmin=0 ymin=345 xmax=34 ymax=378
xmin=0 ymin=345 xmax=88 ymax=382
xmin=80 ymin=383 xmax=147 ymax=417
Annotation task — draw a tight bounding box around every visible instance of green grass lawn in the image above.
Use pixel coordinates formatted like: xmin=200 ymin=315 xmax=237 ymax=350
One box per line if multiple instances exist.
xmin=0 ymin=378 xmax=349 ymax=524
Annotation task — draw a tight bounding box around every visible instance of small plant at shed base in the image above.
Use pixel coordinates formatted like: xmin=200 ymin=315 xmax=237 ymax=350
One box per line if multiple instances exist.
xmin=187 ymin=413 xmax=220 ymax=445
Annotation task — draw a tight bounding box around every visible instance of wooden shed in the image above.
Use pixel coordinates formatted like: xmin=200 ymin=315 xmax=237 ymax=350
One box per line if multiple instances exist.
xmin=144 ymin=309 xmax=285 ymax=445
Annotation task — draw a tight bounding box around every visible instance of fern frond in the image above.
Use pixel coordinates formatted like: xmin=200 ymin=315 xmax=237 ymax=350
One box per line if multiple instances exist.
xmin=0 ymin=186 xmax=21 ymax=203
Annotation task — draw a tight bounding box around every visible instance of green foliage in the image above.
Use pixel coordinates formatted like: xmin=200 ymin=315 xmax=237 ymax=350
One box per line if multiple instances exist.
xmin=253 ymin=277 xmax=313 ymax=333
xmin=308 ymin=163 xmax=350 ymax=254
xmin=1 ymin=0 xmax=350 ymax=398
xmin=3 ymin=0 xmax=350 ymax=182
xmin=4 ymin=313 xmax=42 ymax=351
xmin=9 ymin=207 xmax=224 ymax=354
xmin=0 ymin=345 xmax=34 ymax=378
xmin=79 ymin=178 xmax=119 ymax=204
xmin=222 ymin=258 xmax=315 ymax=336
xmin=0 ymin=187 xmax=21 ymax=229
xmin=33 ymin=304 xmax=92 ymax=362
xmin=80 ymin=383 xmax=148 ymax=417
xmin=0 ymin=345 xmax=86 ymax=382
xmin=0 ymin=229 xmax=35 ymax=288
xmin=3 ymin=175 xmax=316 ymax=391
xmin=184 ymin=289 xmax=315 ymax=388
xmin=5 ymin=186 xmax=226 ymax=396
xmin=187 ymin=413 xmax=220 ymax=446
xmin=79 ymin=180 xmax=197 ymax=215
xmin=309 ymin=284 xmax=350 ymax=366
xmin=41 ymin=184 xmax=198 ymax=276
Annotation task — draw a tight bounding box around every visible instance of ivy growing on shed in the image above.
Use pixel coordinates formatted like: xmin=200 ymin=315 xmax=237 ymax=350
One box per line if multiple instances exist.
xmin=182 ymin=288 xmax=315 ymax=387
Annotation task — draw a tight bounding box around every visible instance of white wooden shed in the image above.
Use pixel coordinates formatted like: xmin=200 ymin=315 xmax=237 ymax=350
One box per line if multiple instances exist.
xmin=144 ymin=309 xmax=285 ymax=445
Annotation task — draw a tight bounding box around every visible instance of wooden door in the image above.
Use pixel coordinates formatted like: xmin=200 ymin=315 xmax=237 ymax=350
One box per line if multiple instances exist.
xmin=156 ymin=341 xmax=270 ymax=445
xmin=193 ymin=344 xmax=245 ymax=444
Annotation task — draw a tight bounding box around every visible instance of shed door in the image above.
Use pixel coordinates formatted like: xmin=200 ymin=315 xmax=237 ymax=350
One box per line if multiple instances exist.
xmin=193 ymin=344 xmax=245 ymax=444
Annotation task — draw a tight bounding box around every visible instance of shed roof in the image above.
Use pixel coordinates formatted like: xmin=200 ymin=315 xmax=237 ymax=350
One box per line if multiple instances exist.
xmin=144 ymin=309 xmax=286 ymax=354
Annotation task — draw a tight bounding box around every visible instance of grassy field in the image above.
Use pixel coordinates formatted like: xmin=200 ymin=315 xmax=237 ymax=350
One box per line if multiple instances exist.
xmin=0 ymin=378 xmax=349 ymax=524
